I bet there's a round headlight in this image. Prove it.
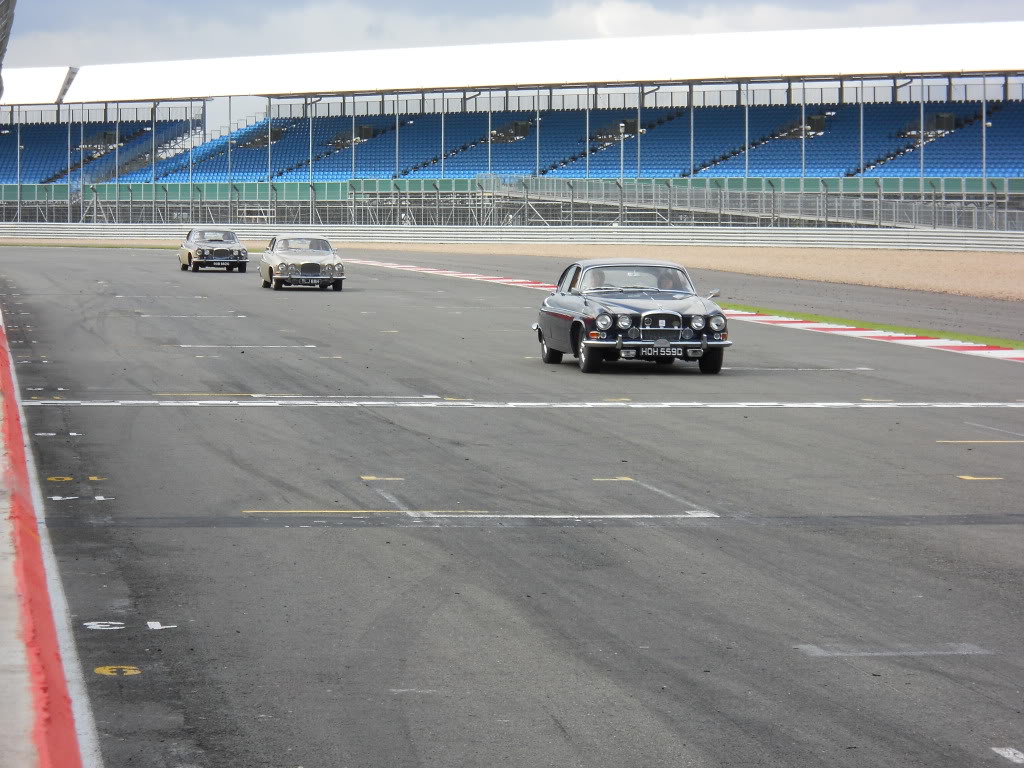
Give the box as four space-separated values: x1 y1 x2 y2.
709 315 726 332
324 264 335 275
690 316 706 330
616 315 632 330
595 314 613 331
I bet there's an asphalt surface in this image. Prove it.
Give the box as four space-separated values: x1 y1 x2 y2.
335 247 1024 341
1 245 1022 768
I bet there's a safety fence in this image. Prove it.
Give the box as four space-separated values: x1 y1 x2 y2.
0 223 1021 252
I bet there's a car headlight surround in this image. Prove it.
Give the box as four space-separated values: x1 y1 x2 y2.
709 315 727 332
690 315 706 330
288 264 300 275
616 315 632 330
595 314 613 331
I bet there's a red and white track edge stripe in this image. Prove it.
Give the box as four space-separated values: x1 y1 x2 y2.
345 258 1024 364
1 312 100 767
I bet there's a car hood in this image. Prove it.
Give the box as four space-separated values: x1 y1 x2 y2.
585 292 721 315
269 250 340 262
196 240 241 246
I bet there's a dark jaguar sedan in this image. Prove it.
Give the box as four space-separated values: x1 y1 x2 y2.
533 259 732 373
178 228 248 272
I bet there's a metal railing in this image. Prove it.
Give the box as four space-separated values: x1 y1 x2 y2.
0 223 1021 252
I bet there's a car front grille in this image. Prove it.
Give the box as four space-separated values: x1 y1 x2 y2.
640 313 682 342
300 263 321 276
212 248 232 258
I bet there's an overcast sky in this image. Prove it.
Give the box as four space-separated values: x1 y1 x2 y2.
6 0 1023 68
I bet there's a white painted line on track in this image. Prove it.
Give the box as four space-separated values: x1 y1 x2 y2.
421 513 719 519
993 748 1024 764
631 479 712 514
140 315 245 319
795 643 993 657
965 422 1024 438
23 400 1024 409
173 344 317 349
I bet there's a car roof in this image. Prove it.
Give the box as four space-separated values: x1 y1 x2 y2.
573 258 688 269
274 233 333 242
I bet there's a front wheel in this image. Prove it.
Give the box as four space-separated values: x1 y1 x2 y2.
578 342 602 373
699 348 724 374
179 261 188 271
540 333 562 364
239 263 247 273
332 280 344 292
191 259 200 272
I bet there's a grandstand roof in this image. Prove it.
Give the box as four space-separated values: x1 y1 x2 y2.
3 21 1023 106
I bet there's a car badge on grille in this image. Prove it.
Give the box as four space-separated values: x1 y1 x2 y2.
659 319 666 328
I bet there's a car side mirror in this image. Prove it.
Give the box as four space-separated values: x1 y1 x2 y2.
706 289 721 299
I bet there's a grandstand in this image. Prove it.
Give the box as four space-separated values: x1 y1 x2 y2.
0 21 1020 226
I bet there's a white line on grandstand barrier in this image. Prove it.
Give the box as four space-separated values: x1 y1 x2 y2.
20 400 1024 409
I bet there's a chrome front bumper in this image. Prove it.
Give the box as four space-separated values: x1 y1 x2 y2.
582 338 732 350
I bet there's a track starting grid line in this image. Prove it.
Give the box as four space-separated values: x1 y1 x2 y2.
344 258 1024 364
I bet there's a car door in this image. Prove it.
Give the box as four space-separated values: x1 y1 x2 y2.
261 238 277 279
540 264 581 352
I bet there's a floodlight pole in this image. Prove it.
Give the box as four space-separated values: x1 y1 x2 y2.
689 85 695 176
918 78 924 184
744 83 749 178
65 111 71 222
308 97 314 225
151 101 157 224
800 85 806 179
981 77 988 214
636 86 641 180
535 105 540 176
585 88 590 180
15 114 21 222
267 96 273 219
487 99 492 175
394 100 400 178
114 103 119 223
619 122 625 186
79 113 84 222
351 98 356 180
440 101 446 179
859 89 864 175
189 100 194 223
227 96 233 223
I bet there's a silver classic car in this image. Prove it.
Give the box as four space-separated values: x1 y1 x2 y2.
258 235 346 291
179 229 248 272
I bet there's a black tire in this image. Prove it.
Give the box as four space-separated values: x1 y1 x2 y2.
540 333 562 364
655 357 675 366
578 341 602 373
191 259 200 272
318 283 329 290
332 280 344 292
226 265 234 272
273 279 284 291
180 261 188 271
239 264 247 274
699 348 724 374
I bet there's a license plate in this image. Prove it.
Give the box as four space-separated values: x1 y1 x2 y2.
641 347 685 357
213 262 228 266
301 278 321 284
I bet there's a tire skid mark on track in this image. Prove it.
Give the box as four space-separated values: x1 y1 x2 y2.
343 258 1024 364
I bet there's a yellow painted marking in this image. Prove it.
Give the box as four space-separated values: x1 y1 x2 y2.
604 398 632 402
360 476 404 481
938 440 1024 444
443 397 470 401
243 510 487 515
88 476 106 481
593 476 635 482
862 398 894 402
47 476 73 482
957 475 1003 480
95 665 142 676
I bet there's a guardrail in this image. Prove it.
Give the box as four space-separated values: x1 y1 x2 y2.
0 224 1021 252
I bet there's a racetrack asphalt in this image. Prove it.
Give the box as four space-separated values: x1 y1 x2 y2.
1 245 1022 768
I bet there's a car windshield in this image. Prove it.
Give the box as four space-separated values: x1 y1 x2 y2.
197 231 237 243
279 238 331 252
581 266 694 293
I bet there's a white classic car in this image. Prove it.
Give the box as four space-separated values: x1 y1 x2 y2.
258 235 346 291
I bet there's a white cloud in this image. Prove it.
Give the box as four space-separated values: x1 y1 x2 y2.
5 0 1015 68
